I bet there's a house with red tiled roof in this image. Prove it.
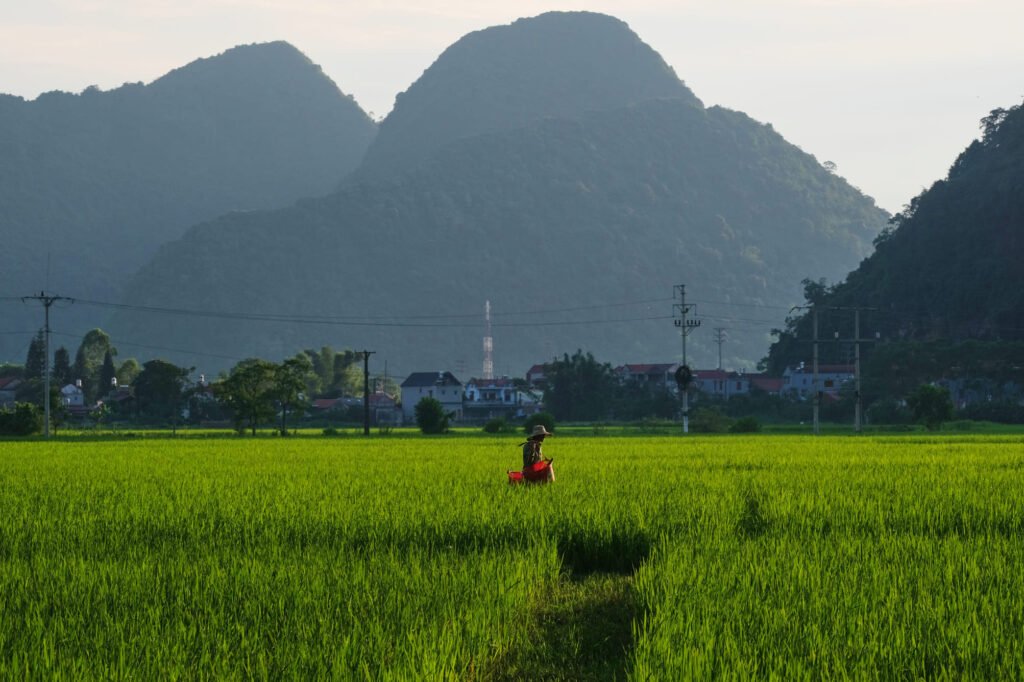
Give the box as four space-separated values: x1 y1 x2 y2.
615 363 679 390
525 364 547 388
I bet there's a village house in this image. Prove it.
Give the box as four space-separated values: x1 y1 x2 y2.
781 364 854 399
615 363 679 391
693 370 784 398
0 376 21 408
400 372 463 422
525 364 547 389
463 376 541 422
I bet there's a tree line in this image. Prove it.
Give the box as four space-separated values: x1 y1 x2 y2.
2 328 391 435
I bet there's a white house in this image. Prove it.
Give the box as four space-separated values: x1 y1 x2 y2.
781 364 854 398
60 383 86 408
400 372 463 422
464 376 542 420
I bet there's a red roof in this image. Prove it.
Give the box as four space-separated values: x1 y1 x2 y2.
694 369 731 380
619 363 676 374
312 398 342 410
0 376 21 390
749 376 784 393
367 392 396 407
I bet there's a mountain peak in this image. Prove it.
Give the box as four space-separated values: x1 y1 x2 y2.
358 11 701 177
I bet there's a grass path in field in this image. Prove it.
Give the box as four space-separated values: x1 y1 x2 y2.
485 571 637 681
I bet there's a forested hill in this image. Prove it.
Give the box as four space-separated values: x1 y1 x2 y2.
765 100 1024 373
109 93 886 374
357 11 701 178
0 41 376 362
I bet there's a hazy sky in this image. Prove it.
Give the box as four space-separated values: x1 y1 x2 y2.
2 0 1022 213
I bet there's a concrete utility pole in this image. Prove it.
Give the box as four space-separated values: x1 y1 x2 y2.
713 327 727 370
673 284 701 434
21 291 73 439
812 305 820 435
361 350 376 436
793 304 878 434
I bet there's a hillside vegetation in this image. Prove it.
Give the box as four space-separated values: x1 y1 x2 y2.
767 100 1024 373
0 41 376 362
108 12 886 374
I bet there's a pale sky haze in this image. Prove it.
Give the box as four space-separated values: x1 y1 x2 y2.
2 0 1022 213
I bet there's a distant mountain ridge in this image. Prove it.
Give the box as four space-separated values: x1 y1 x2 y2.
357 11 701 178
0 41 376 362
107 13 887 374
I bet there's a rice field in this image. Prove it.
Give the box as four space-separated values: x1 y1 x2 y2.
2 432 1023 679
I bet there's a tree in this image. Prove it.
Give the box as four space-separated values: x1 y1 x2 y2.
218 359 277 435
906 384 954 431
24 331 46 382
116 358 142 387
543 350 619 422
98 349 117 398
274 356 313 435
133 359 192 432
415 396 453 434
72 329 115 404
52 347 72 387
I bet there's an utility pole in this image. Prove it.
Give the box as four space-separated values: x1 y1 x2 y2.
793 304 878 435
673 284 701 434
361 350 376 436
21 291 73 439
854 309 862 433
713 328 727 370
812 305 820 435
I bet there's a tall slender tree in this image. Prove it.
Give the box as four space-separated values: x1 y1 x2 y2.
24 331 46 382
51 347 72 387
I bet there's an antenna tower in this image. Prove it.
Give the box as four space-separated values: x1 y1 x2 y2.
482 300 494 380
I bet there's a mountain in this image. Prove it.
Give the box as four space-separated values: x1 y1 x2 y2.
106 12 887 376
358 11 701 178
0 41 376 362
765 100 1024 374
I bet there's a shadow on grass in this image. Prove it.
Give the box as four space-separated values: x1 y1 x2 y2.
482 537 649 681
486 573 637 681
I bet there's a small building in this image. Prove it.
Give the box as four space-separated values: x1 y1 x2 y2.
615 363 679 391
60 383 86 408
463 376 541 422
400 372 463 422
0 376 22 408
694 369 749 398
525 364 547 389
368 391 401 426
782 364 854 398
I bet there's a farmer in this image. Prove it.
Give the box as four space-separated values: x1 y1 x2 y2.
522 424 555 482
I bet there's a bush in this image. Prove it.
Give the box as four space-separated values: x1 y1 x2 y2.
866 397 912 425
322 427 342 437
415 397 453 434
483 417 514 434
523 412 555 435
0 402 43 436
690 407 732 433
729 416 762 433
